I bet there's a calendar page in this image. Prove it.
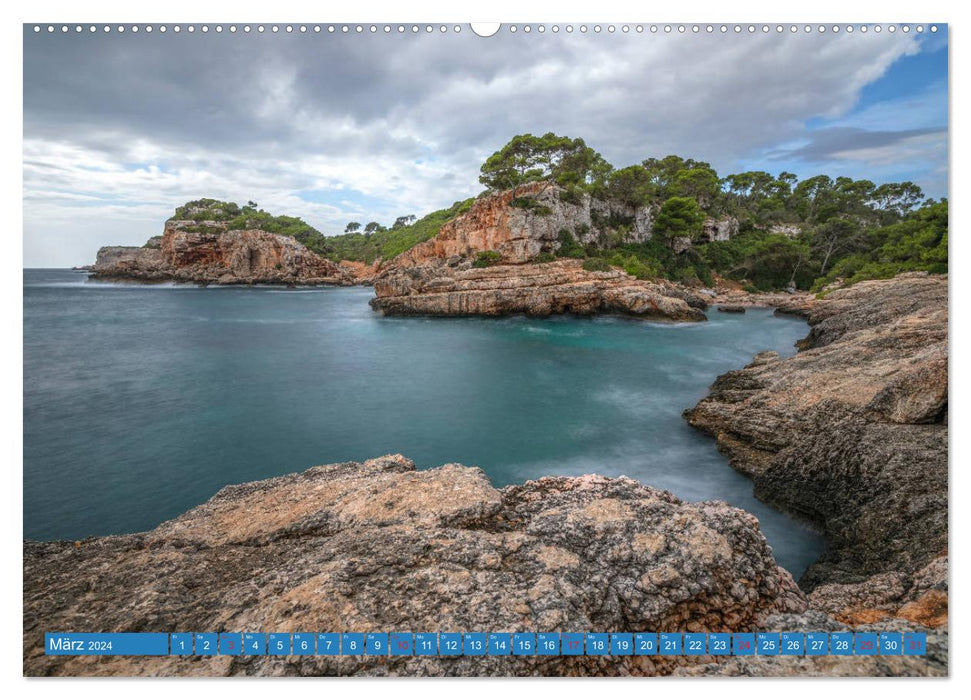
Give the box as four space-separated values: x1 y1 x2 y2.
21 17 948 680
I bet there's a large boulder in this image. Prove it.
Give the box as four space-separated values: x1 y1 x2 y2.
24 455 805 677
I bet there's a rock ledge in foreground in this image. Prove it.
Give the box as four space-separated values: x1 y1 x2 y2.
25 455 803 676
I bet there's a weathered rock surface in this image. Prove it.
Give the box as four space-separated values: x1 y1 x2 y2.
701 217 739 243
394 181 654 267
684 273 947 626
765 223 805 238
92 222 353 286
24 455 808 677
338 259 381 285
704 283 817 314
370 259 708 321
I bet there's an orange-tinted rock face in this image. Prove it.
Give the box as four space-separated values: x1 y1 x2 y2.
338 259 382 285
93 224 353 285
160 226 348 283
371 184 713 321
393 181 654 268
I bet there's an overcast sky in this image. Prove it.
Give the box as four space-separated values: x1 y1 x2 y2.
23 25 948 267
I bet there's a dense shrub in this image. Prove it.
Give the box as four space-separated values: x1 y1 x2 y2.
555 230 586 258
510 197 552 216
582 258 612 272
473 250 503 268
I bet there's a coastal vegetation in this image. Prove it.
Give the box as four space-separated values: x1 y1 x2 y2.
322 200 474 263
170 197 475 265
171 132 947 291
472 250 503 268
468 133 947 291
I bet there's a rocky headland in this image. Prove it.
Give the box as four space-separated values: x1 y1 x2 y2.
92 221 354 286
685 273 948 630
370 259 707 322
368 182 729 321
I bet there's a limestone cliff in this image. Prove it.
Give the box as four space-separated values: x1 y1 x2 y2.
370 259 708 321
393 181 653 267
685 273 947 628
92 221 353 286
367 182 746 321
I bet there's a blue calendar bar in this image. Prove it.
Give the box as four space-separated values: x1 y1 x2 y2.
45 633 169 656
44 631 928 657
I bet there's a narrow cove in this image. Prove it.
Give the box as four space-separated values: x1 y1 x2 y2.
23 270 825 576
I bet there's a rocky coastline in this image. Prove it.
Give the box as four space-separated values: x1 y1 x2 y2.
685 273 947 630
370 259 708 322
22 272 947 677
25 455 810 676
60 188 948 677
365 182 735 322
91 221 354 286
85 188 782 324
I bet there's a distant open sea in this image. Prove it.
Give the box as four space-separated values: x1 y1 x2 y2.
23 268 825 576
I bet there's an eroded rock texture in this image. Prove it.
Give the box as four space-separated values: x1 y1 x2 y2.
371 259 708 321
685 273 947 627
92 223 352 285
394 182 653 267
24 455 807 677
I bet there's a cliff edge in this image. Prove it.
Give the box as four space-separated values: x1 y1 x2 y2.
92 221 353 286
370 183 711 321
685 273 947 628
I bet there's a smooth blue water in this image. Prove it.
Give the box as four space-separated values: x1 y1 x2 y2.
23 269 825 576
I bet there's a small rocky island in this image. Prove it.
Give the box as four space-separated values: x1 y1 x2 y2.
92 231 353 287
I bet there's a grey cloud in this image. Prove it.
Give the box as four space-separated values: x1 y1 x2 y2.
23 26 942 266
24 28 922 168
768 126 947 162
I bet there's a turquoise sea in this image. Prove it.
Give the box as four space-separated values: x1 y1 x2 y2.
23 269 825 576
